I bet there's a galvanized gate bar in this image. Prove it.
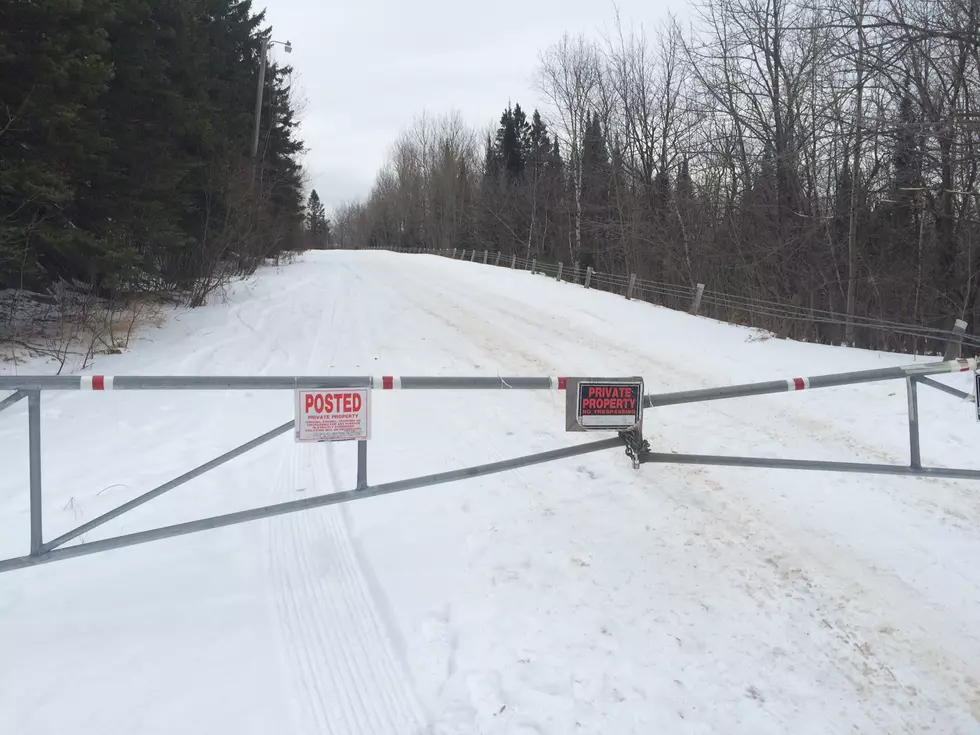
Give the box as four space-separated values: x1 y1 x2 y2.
0 375 568 391
0 390 26 415
917 376 974 401
397 377 558 390
907 377 921 469
28 391 42 555
42 419 296 553
0 436 625 573
0 376 374 391
644 358 977 408
641 452 980 479
356 441 368 490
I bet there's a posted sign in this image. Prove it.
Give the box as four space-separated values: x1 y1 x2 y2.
566 378 644 431
296 389 370 442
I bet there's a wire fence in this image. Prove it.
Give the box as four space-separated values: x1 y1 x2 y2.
373 246 980 357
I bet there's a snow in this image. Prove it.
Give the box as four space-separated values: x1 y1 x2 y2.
2 250 980 734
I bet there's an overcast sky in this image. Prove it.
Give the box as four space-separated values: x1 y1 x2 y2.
263 0 683 214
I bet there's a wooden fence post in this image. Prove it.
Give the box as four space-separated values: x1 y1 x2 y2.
511 254 517 269
690 283 705 315
626 273 637 300
585 266 593 289
495 252 502 266
944 319 969 360
483 250 489 264
557 262 563 281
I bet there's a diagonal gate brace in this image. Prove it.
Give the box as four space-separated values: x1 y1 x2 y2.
42 419 296 553
0 390 27 416
0 435 625 573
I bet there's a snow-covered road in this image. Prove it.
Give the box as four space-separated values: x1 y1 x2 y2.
2 251 979 734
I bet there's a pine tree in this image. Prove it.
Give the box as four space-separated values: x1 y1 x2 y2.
306 190 328 245
0 0 306 299
580 112 612 259
528 110 552 170
0 0 115 289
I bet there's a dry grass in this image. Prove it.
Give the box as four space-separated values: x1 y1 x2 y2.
0 289 166 373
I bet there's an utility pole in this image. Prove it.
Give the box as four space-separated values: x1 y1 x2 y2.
251 34 291 173
251 36 270 162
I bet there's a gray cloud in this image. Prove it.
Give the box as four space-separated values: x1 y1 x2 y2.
263 0 681 213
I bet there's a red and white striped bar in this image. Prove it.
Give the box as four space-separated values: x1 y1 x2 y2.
80 376 114 391
0 375 570 392
1 358 973 395
645 357 978 408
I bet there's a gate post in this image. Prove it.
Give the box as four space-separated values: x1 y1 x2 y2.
907 377 921 469
585 266 593 289
944 319 968 360
28 390 42 555
357 440 368 490
626 273 637 300
557 262 563 281
691 283 705 315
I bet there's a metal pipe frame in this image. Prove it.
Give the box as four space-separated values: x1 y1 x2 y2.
640 359 979 483
907 377 921 469
917 375 974 401
28 391 42 555
2 359 977 574
0 375 565 391
0 436 625 574
41 420 296 553
0 390 26 415
643 358 977 408
640 452 980 481
356 440 368 490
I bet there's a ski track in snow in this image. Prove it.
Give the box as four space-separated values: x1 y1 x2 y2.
263 266 425 734
2 251 980 734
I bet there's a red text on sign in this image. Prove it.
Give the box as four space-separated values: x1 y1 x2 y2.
305 392 363 414
581 385 637 413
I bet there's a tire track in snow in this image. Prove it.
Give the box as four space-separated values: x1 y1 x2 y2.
263 265 425 734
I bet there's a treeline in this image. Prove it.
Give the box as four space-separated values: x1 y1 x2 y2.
335 0 980 352
0 0 305 308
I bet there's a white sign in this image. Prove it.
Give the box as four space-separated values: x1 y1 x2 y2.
296 389 370 442
572 379 644 431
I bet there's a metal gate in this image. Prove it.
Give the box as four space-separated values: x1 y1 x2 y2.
0 356 977 574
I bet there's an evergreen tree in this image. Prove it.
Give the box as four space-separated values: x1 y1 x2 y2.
580 112 612 258
0 0 306 298
307 190 327 241
528 110 552 170
0 0 115 289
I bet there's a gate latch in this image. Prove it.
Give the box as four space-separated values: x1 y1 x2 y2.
619 426 649 470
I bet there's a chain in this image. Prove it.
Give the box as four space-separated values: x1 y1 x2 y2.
618 426 650 470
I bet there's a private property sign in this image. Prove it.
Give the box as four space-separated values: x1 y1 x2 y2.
296 389 371 442
565 377 644 432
